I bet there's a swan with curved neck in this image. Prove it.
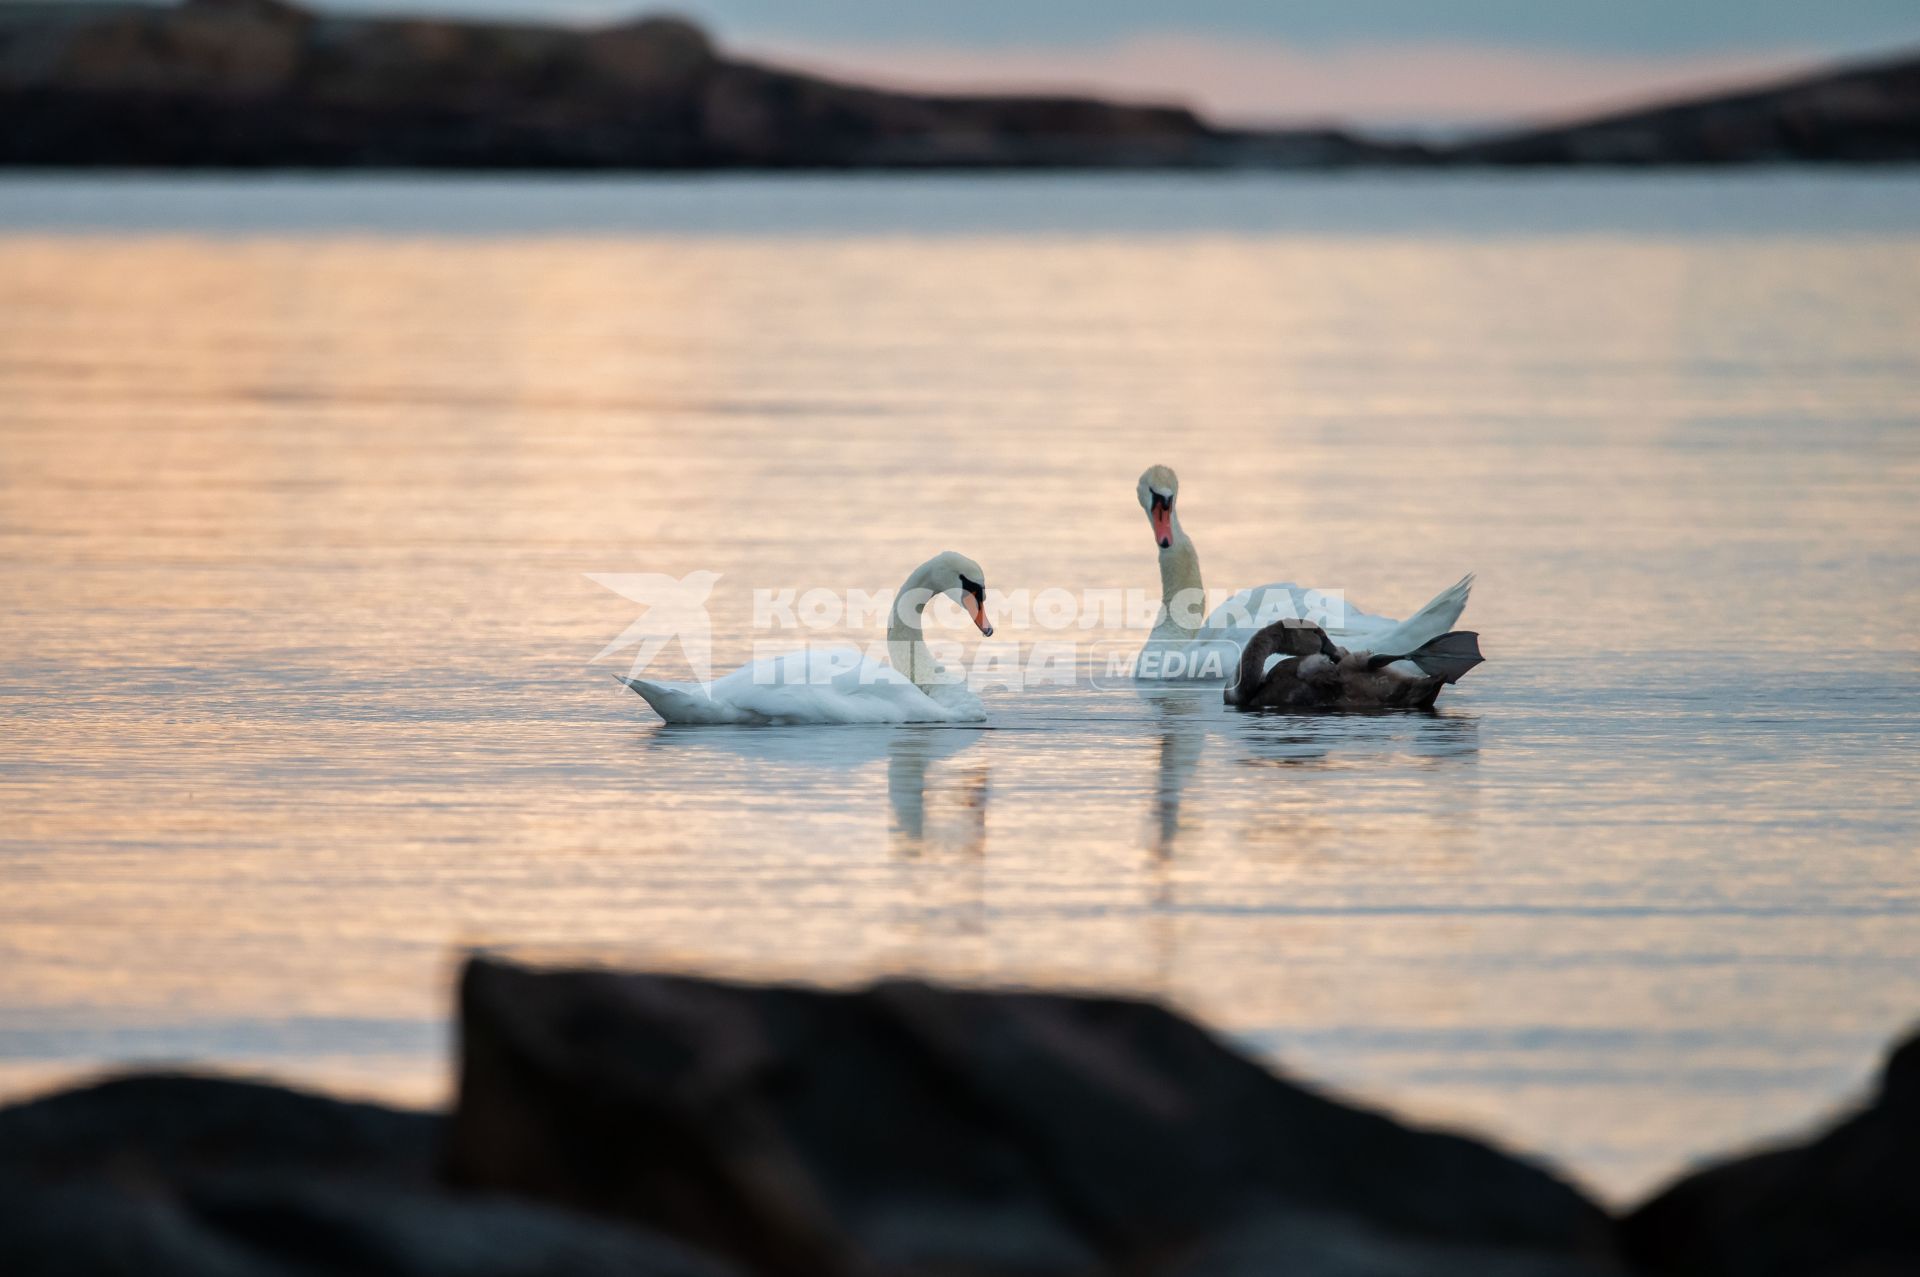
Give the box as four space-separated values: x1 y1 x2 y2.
1133 465 1476 680
887 551 992 693
620 551 994 724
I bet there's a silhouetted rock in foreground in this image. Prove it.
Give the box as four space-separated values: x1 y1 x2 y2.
1621 1032 1920 1276
446 958 1619 1275
0 1073 733 1275
6 958 1919 1274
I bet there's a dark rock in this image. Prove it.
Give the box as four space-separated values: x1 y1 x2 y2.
0 1175 746 1277
1620 1026 1920 1277
447 957 1620 1276
0 1072 441 1185
1170 1207 1627 1276
0 1072 739 1276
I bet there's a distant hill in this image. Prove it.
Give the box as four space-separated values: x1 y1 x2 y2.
0 0 1915 169
1451 49 1920 165
0 0 1410 168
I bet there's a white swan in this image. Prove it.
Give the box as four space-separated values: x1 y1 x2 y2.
618 551 994 724
1134 465 1473 680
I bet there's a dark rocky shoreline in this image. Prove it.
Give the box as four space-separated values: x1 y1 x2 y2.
2 955 1915 1275
1 0 1915 170
0 0 1404 170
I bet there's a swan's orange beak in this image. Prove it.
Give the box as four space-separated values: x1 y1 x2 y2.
1149 495 1173 549
966 594 994 637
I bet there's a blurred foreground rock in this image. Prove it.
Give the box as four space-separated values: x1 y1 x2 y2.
1621 1032 1920 1276
0 1072 734 1275
1 956 1916 1274
445 958 1619 1275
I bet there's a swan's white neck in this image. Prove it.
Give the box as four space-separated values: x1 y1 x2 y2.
1155 521 1206 638
887 564 950 692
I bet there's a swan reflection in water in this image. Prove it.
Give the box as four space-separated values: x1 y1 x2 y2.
886 727 989 855
1235 709 1481 769
883 728 991 975
635 723 990 969
1134 684 1484 984
635 725 986 856
1141 687 1213 860
1134 684 1484 859
1137 686 1213 988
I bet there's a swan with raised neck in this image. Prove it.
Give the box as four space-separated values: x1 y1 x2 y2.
1138 465 1206 640
1132 463 1478 684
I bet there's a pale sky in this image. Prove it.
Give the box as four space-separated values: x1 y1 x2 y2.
122 0 1920 125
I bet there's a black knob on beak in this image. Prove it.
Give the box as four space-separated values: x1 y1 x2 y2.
1150 493 1173 548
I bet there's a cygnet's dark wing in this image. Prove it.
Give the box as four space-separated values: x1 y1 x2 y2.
1364 631 1484 684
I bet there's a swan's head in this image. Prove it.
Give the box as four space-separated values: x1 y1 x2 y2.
1137 465 1179 549
918 550 993 637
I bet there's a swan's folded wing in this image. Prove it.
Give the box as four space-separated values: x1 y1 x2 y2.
1351 574 1474 656
618 647 980 725
822 652 983 722
1204 582 1398 643
918 677 987 721
730 647 971 724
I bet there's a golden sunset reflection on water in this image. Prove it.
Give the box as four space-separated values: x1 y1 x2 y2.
2 177 1918 1201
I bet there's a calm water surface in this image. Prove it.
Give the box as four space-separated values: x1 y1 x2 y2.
1 173 1917 1202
